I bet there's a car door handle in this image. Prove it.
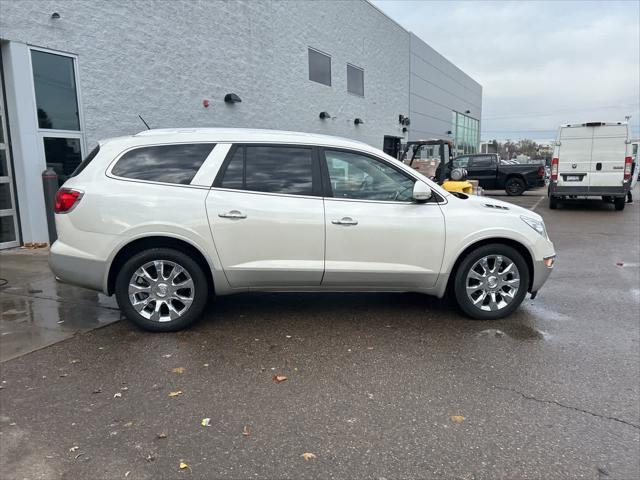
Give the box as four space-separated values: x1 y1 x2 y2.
218 210 247 219
332 217 358 226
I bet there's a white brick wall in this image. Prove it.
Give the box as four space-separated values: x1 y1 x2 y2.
0 0 413 149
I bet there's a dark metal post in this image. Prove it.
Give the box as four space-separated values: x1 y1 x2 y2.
42 168 58 244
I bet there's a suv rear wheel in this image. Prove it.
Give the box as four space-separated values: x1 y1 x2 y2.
115 248 209 331
453 244 530 320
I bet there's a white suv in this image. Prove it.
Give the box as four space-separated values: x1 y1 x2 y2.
49 129 555 331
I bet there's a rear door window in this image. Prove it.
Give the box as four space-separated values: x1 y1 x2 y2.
215 145 315 196
470 155 494 167
112 143 215 184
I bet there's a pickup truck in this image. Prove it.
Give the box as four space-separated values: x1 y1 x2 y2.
448 154 546 195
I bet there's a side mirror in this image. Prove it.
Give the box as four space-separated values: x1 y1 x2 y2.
412 181 432 203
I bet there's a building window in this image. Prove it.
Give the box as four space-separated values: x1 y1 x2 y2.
452 111 479 156
112 143 215 185
308 48 331 86
347 64 364 96
31 50 81 131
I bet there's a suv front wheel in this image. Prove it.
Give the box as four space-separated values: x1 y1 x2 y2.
453 244 530 320
115 248 209 331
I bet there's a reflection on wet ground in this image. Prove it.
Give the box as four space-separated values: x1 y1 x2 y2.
0 249 120 362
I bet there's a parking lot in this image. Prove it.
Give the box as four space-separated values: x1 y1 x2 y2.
1 186 638 480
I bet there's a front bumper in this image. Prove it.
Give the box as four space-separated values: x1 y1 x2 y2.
49 241 108 293
530 254 555 293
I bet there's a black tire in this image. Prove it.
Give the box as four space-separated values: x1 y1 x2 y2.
453 243 530 320
505 177 526 196
614 197 626 211
115 248 209 332
549 195 559 209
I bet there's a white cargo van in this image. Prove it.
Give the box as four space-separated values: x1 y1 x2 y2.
548 122 633 210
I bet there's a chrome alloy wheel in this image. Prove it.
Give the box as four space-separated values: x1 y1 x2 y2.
128 260 194 322
465 255 520 312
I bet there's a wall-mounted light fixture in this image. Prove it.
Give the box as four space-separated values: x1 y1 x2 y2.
224 93 242 104
398 114 405 124
465 110 471 114
354 118 364 125
447 130 453 135
402 117 410 126
51 12 61 19
319 111 331 119
402 127 408 133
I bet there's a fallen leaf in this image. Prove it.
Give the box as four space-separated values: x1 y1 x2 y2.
69 446 79 452
179 461 191 471
272 375 288 383
201 418 211 427
242 425 251 436
59 373 68 378
285 335 292 339
70 359 80 364
156 432 168 439
162 354 172 358
113 392 122 398
203 363 209 367
121 386 129 391
451 415 466 424
172 367 186 374
168 390 183 397
301 452 316 461
125 472 130 478
146 453 155 462
92 388 102 394
124 421 133 427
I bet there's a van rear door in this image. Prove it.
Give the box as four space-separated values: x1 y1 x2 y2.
589 124 627 190
557 126 591 190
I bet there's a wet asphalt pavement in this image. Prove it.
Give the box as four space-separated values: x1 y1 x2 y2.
1 187 639 480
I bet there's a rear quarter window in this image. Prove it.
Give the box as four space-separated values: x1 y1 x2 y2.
112 143 215 185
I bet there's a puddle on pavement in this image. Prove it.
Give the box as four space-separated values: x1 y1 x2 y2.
1 277 121 362
477 324 550 341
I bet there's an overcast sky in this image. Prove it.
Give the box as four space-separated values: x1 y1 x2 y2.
372 0 640 141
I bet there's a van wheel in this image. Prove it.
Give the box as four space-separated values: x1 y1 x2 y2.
115 248 209 332
453 244 529 320
614 197 626 211
505 178 526 196
549 195 559 209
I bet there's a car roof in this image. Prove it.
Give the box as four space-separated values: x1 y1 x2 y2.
131 128 375 150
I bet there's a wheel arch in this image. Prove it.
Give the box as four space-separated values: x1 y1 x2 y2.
107 236 215 295
446 237 534 294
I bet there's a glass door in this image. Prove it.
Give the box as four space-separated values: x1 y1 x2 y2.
0 67 20 249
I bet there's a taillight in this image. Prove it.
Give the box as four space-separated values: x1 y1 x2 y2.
54 188 83 213
537 166 545 177
550 158 559 182
624 156 632 180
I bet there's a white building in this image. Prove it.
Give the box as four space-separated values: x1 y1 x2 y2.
0 0 481 248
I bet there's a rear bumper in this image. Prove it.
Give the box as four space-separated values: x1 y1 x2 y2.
549 184 629 196
49 241 108 293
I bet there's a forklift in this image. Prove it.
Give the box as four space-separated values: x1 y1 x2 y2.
399 139 474 194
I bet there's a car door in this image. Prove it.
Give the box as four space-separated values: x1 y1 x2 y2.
467 155 497 189
206 144 324 288
321 148 446 289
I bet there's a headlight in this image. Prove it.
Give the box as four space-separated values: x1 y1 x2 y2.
521 215 547 238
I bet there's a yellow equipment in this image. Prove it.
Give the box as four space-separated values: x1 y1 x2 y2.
442 180 474 194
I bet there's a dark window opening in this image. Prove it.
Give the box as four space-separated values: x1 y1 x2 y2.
347 64 364 96
308 48 331 86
